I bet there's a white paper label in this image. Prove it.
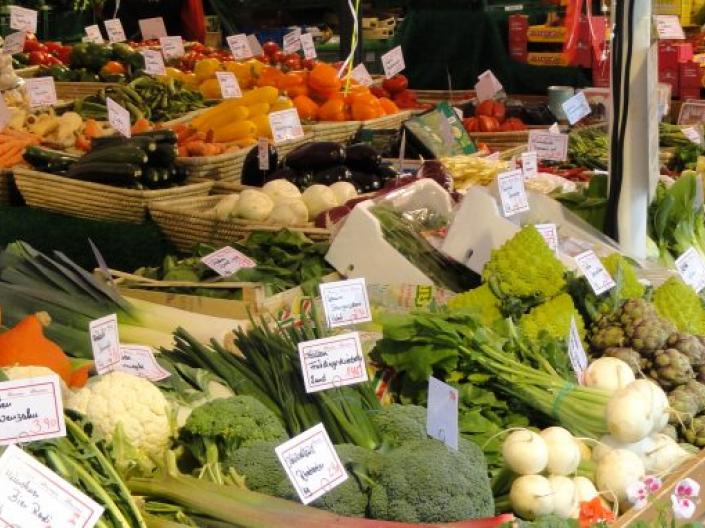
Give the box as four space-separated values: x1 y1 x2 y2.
283 29 302 53
258 137 269 170
654 14 685 40
319 278 373 328
567 317 588 383
0 97 10 130
298 333 367 393
549 122 560 134
227 34 253 59
139 17 167 40
0 445 104 527
350 63 373 86
675 247 705 293
107 97 132 138
104 18 126 43
26 77 57 108
683 126 702 144
247 34 264 55
562 91 591 125
215 71 242 99
84 24 104 44
426 376 459 450
0 375 65 445
497 169 530 217
2 31 25 55
201 246 256 277
118 345 171 381
160 36 185 59
535 223 559 255
521 151 538 179
475 70 503 102
268 108 305 144
9 6 37 33
275 423 348 504
528 131 568 161
574 250 616 295
300 33 317 60
89 313 121 374
141 49 166 76
381 45 405 79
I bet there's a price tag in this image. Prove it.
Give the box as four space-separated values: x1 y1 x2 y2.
654 15 685 40
2 31 25 56
139 17 167 40
675 247 705 292
160 36 185 59
141 49 166 76
0 375 65 445
283 29 302 53
535 223 559 255
350 62 373 86
0 97 10 130
118 345 171 382
9 6 37 33
247 34 264 55
521 151 538 179
89 313 121 374
201 246 256 277
25 77 57 108
298 332 367 393
275 423 348 504
107 97 131 138
567 317 588 383
426 376 459 450
562 91 591 125
104 18 126 43
319 278 373 328
497 169 530 217
258 137 270 170
683 126 702 144
215 71 242 99
300 32 317 60
84 24 104 44
548 122 561 134
227 33 253 59
268 108 304 144
0 445 104 527
381 45 405 79
528 131 568 161
574 250 616 295
475 70 503 102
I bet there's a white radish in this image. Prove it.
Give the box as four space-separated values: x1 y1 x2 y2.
626 379 669 433
592 434 655 464
605 385 654 443
510 474 555 520
584 357 635 393
541 427 581 475
548 475 577 518
570 477 600 518
643 433 692 474
330 181 358 205
502 430 549 475
262 179 302 204
596 449 646 503
213 194 239 221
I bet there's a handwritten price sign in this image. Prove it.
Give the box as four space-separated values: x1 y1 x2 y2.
0 375 65 445
319 278 372 328
298 332 367 393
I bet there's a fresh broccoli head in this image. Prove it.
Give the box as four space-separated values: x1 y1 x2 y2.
179 396 288 465
370 404 427 447
447 283 503 327
227 441 285 496
519 293 586 345
367 437 494 523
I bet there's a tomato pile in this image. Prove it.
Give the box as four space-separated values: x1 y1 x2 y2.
19 34 71 66
370 75 431 111
462 100 527 133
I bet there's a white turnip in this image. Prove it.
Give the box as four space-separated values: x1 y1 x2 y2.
596 449 645 503
605 385 654 443
502 429 549 475
540 427 581 475
510 474 555 520
548 475 576 518
584 357 635 393
643 433 692 474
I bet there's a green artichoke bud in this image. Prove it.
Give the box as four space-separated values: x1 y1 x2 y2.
669 384 701 424
629 318 675 355
649 348 695 389
683 415 705 448
619 298 659 328
591 325 627 350
669 333 705 366
603 347 645 374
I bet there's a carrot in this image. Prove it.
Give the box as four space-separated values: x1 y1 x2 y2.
0 140 23 157
177 145 189 157
131 118 152 134
83 119 101 139
75 134 91 151
0 144 25 167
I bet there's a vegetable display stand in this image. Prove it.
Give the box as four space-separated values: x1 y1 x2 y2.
304 121 362 144
54 82 119 101
361 110 413 131
149 195 331 252
12 168 212 224
468 125 559 151
103 268 340 320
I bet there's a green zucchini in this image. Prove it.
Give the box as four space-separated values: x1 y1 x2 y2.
133 129 178 145
91 135 157 152
23 146 79 171
78 145 148 166
148 143 177 166
66 162 142 186
141 166 170 188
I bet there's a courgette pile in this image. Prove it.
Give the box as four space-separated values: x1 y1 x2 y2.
24 130 188 189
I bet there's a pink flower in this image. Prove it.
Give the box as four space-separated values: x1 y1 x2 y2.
643 475 663 493
675 478 701 499
626 480 649 509
671 495 696 519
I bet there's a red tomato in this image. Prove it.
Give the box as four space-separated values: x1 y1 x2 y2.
28 51 48 65
302 58 317 70
263 41 280 56
392 89 417 109
370 85 390 99
56 45 71 64
478 115 499 132
24 32 37 42
190 43 207 53
23 40 46 53
45 55 62 65
382 74 408 95
44 41 62 54
283 57 301 72
271 50 286 64
463 117 480 132
475 100 495 117
254 54 270 64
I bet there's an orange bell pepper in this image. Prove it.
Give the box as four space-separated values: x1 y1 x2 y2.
293 95 320 121
318 98 349 121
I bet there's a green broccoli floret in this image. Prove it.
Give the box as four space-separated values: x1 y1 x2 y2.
601 253 645 301
367 437 494 523
448 284 503 326
654 276 705 335
370 404 427 447
227 441 285 496
519 293 586 344
179 396 288 466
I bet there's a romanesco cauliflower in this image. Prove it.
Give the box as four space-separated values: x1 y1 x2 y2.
483 226 566 303
601 253 645 300
654 276 705 335
519 293 586 344
447 284 502 326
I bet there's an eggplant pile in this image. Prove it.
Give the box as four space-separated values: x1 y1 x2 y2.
241 141 397 193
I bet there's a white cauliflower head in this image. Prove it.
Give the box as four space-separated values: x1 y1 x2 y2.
67 371 172 459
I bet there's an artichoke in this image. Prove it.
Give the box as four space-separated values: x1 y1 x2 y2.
669 333 705 366
591 325 627 350
649 348 695 389
682 380 705 410
604 347 645 374
697 364 705 384
669 384 701 424
683 415 705 448
619 298 659 329
628 318 675 356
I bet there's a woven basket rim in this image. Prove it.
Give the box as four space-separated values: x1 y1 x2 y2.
176 147 248 166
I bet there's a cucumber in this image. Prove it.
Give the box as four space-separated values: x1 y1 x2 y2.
23 146 79 171
148 143 177 166
91 135 157 152
133 129 178 145
66 162 142 186
78 145 148 166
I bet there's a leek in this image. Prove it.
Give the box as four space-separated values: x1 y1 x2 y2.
0 242 242 358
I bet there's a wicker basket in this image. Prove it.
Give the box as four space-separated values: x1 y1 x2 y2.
54 82 119 100
304 121 361 144
150 194 330 251
13 168 213 223
361 110 412 131
412 89 475 105
15 66 39 79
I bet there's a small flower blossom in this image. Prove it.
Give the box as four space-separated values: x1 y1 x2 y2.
671 494 696 520
643 475 663 493
626 480 649 509
675 478 700 499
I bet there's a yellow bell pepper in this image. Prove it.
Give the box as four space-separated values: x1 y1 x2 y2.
246 102 270 117
181 73 198 88
271 97 295 111
199 78 222 100
194 58 221 82
213 120 258 142
250 114 272 138
224 61 254 89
